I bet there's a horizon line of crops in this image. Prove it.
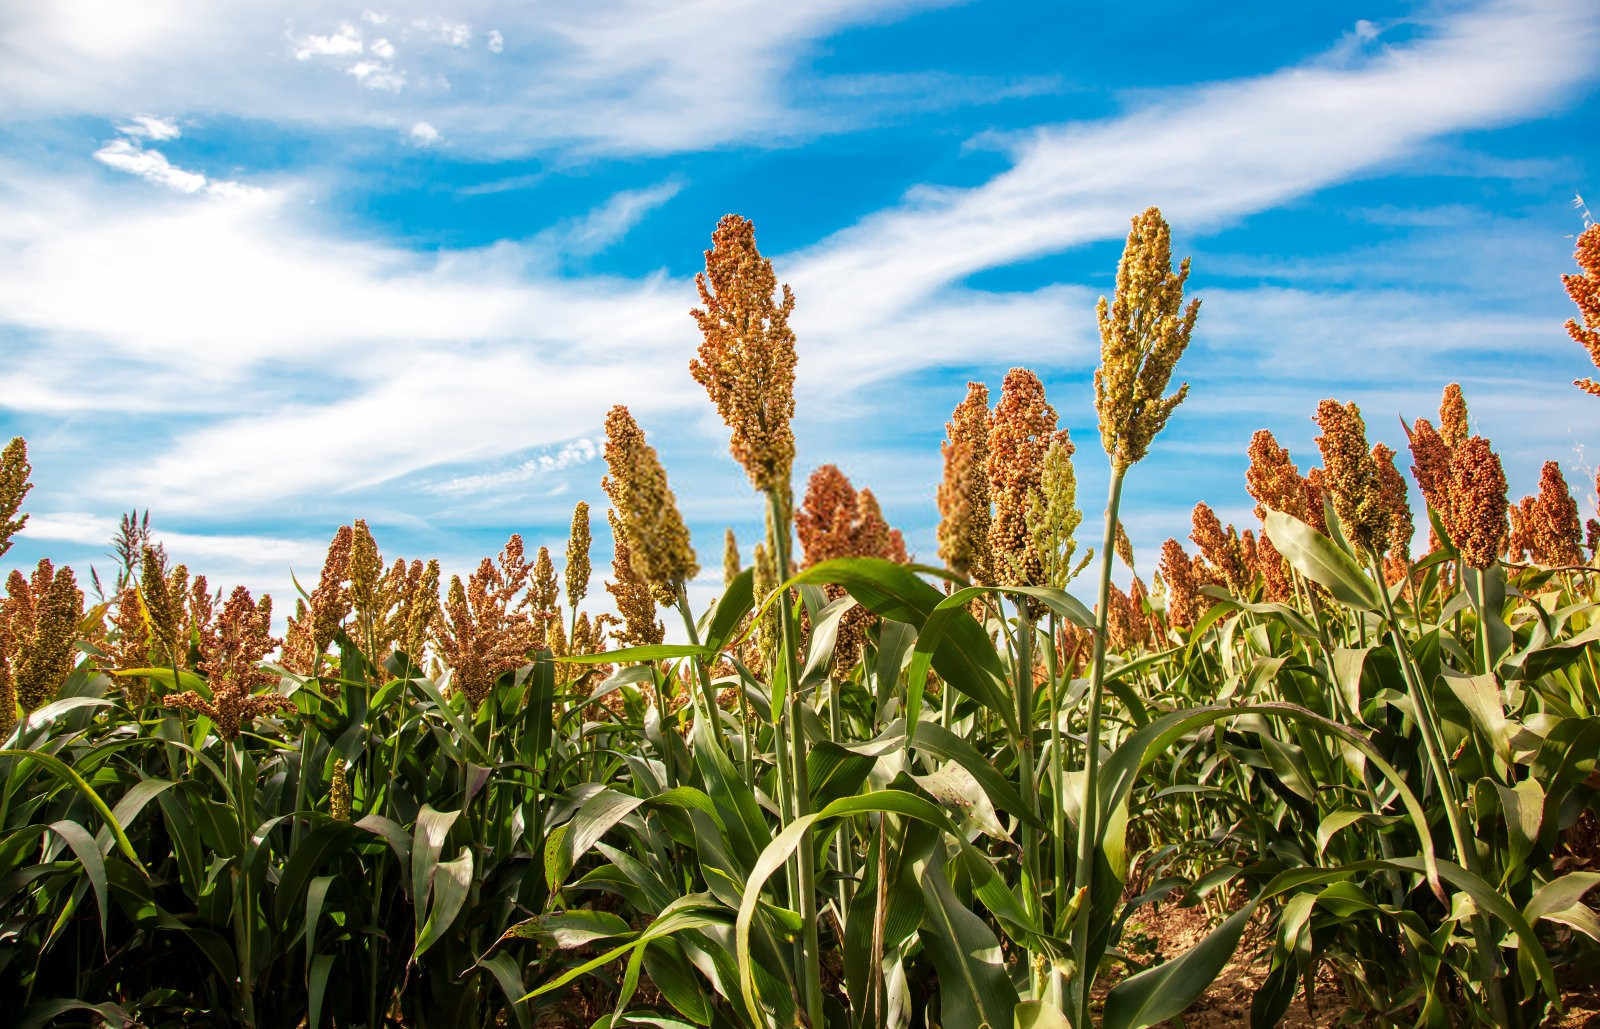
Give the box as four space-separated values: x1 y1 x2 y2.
0 207 1594 1027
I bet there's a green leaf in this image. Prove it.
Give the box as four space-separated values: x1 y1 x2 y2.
1262 510 1380 612
46 820 108 942
414 848 473 961
1015 1000 1072 1029
705 567 754 651
1526 871 1600 943
1103 905 1252 1029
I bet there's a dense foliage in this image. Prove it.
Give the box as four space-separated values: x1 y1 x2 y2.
0 212 1596 1028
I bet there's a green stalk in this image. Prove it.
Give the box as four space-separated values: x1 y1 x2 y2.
1070 464 1126 1026
1013 597 1042 982
675 583 722 741
1370 551 1512 1027
766 487 824 1028
1044 611 1067 1005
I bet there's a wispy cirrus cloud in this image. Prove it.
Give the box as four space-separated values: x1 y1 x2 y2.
0 0 1592 528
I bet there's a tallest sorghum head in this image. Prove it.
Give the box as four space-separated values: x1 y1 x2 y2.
0 438 32 561
690 214 797 493
1094 207 1200 473
602 406 698 602
936 383 993 584
1564 222 1600 396
987 369 1060 586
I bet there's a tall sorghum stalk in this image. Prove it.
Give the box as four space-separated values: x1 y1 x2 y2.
690 214 820 1024
1072 207 1197 1024
767 486 823 1026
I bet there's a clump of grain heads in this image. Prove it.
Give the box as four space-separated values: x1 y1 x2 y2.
797 464 908 670
1565 222 1600 396
936 382 993 584
434 536 539 709
1026 431 1087 588
1512 461 1584 567
0 438 32 560
0 560 85 730
565 502 592 613
987 369 1061 587
690 214 797 493
606 509 664 648
602 406 698 604
166 587 290 741
1447 436 1510 569
1094 207 1199 473
1312 400 1394 555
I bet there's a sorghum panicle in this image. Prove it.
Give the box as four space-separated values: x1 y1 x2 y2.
1026 431 1084 588
1158 538 1202 631
602 405 698 603
606 509 664 648
1529 461 1584 567
1312 400 1392 554
1245 429 1307 523
1447 436 1509 569
1190 502 1249 594
0 437 31 561
987 369 1059 587
1439 384 1470 451
936 383 993 584
723 528 740 589
166 586 290 741
1094 207 1199 472
1564 222 1600 396
690 214 798 492
565 502 592 612
2 560 84 714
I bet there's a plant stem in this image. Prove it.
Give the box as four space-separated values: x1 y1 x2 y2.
1070 464 1126 1026
1045 611 1067 1005
767 487 824 1027
1371 552 1512 1027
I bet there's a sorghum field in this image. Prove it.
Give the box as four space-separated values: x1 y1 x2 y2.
1 208 1598 1028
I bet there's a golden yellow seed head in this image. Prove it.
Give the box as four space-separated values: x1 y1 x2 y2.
1311 400 1392 554
605 509 664 648
1094 207 1199 472
565 501 592 611
723 528 740 589
330 759 351 821
0 437 32 561
1026 432 1084 588
602 405 698 601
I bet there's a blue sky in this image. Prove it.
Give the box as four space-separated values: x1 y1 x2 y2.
1 0 1597 621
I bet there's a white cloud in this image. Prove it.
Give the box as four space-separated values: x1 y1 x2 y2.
293 22 363 60
412 17 470 47
116 114 179 140
348 60 405 91
0 0 958 156
369 37 395 59
408 120 439 144
550 180 684 256
92 138 205 192
91 133 268 199
425 438 599 496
